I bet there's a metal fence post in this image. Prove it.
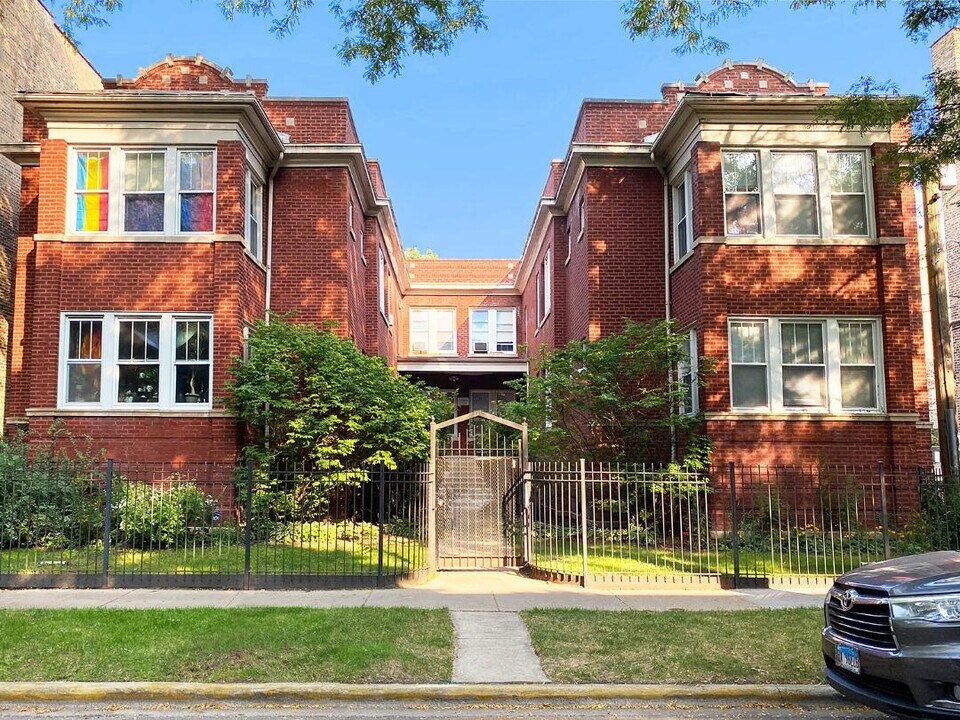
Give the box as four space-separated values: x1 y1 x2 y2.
101 459 114 586
879 461 891 560
728 461 739 589
377 464 386 585
579 458 589 588
244 459 253 586
428 420 438 573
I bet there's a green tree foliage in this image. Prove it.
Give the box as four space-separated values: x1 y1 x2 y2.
227 319 451 468
403 246 440 259
53 0 486 82
501 320 709 464
623 0 960 184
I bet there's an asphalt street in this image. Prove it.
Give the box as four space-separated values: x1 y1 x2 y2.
0 699 885 719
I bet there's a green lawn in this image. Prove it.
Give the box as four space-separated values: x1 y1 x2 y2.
522 608 824 684
0 608 453 682
0 533 425 576
531 541 884 578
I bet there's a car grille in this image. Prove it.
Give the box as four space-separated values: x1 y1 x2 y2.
830 664 915 703
827 584 897 651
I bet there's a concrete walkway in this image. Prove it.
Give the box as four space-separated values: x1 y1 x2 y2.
451 611 549 683
0 570 829 611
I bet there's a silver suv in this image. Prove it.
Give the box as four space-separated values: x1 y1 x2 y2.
823 551 960 718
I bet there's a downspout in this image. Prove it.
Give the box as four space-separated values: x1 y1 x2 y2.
263 151 283 453
654 157 675 461
264 151 283 324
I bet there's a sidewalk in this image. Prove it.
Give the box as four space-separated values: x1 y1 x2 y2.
0 570 828 611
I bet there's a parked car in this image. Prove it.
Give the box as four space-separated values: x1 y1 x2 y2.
823 551 960 718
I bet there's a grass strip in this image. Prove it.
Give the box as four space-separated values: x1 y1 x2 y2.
0 607 452 683
522 608 824 684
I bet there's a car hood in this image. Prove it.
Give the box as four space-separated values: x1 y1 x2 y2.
838 552 960 596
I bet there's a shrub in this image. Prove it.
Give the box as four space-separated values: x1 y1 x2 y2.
0 429 104 549
113 477 216 549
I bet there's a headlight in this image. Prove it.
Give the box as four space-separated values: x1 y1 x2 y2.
891 594 960 623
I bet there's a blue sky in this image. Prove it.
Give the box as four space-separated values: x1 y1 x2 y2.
60 0 935 259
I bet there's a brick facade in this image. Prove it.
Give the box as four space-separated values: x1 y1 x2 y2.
0 41 932 468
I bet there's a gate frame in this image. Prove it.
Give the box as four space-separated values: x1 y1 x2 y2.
428 410 529 571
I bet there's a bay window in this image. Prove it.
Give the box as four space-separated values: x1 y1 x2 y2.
470 308 516 355
728 317 883 413
410 308 456 355
721 148 872 238
59 313 213 410
69 147 218 236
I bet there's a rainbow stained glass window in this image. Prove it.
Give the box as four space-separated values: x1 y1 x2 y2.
123 151 165 232
178 150 214 233
75 151 109 232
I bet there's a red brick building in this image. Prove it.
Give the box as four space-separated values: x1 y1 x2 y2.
0 55 932 467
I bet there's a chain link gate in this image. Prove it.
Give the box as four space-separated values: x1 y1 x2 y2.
428 411 528 569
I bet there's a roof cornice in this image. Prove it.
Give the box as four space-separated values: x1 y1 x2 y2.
16 91 285 164
0 143 40 166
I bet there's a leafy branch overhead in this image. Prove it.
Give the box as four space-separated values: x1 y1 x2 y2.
55 0 485 82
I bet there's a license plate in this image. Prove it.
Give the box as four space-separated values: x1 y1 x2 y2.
836 644 861 675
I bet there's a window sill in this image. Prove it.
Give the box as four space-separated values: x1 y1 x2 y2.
41 233 241 244
670 248 695 272
697 235 907 247
30 407 234 418
468 353 518 358
703 411 914 423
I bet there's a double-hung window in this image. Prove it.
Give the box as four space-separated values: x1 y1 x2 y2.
673 171 692 260
123 151 165 233
178 150 215 233
728 317 883 413
246 171 264 261
721 149 871 238
410 308 456 355
678 327 698 415
74 150 110 233
722 151 762 236
378 248 389 319
470 308 516 354
60 313 213 410
538 249 552 325
828 152 869 236
772 152 819 236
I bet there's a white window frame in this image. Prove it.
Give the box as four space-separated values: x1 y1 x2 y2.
771 151 821 238
721 150 763 238
538 248 552 326
246 169 264 262
469 308 517 356
577 195 585 242
827 151 871 238
121 148 167 236
67 146 218 237
378 247 388 320
58 312 214 411
721 148 875 240
673 170 693 263
678 327 698 415
409 307 457 356
565 221 572 265
727 316 885 414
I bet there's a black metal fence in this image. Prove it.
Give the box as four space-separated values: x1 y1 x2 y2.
525 461 960 587
0 459 430 589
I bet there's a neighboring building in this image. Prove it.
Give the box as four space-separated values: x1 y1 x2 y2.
0 48 932 467
0 0 102 427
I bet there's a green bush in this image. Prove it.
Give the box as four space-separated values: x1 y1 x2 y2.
0 430 104 549
906 479 960 552
113 476 216 549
